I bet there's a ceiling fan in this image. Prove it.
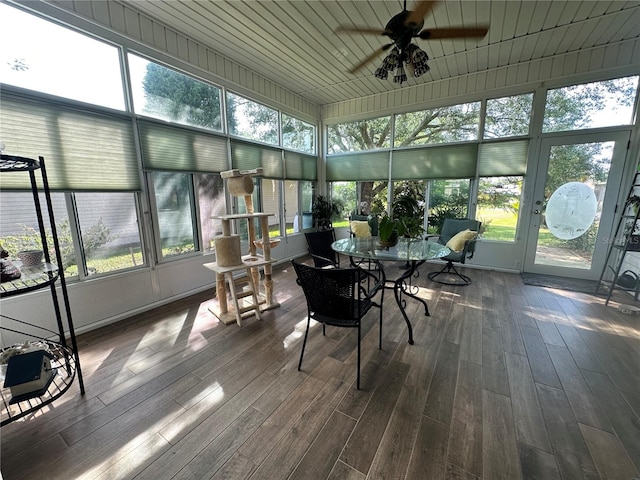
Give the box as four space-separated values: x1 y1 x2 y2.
336 0 489 84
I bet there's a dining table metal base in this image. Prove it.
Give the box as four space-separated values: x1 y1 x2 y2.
385 259 429 345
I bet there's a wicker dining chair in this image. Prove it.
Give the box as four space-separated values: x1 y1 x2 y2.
304 228 340 268
291 259 384 389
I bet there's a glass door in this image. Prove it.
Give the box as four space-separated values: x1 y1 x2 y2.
523 131 629 279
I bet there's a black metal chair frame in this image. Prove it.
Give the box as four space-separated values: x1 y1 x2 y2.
304 228 340 268
428 218 481 286
292 259 384 389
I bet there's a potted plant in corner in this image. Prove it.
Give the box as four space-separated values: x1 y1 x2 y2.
311 195 343 230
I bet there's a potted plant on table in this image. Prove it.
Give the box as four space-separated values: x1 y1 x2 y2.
378 214 400 247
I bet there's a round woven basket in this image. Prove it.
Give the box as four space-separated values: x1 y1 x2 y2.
17 249 44 267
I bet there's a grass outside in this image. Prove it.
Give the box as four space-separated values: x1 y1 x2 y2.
62 210 571 275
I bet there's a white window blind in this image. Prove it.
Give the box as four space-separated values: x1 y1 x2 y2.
326 151 390 181
284 151 317 180
138 119 229 173
477 140 529 176
230 140 283 178
1 91 140 191
391 144 478 179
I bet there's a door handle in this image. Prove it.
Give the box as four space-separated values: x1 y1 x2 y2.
533 209 541 214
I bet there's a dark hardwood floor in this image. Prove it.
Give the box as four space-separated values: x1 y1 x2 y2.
1 259 639 480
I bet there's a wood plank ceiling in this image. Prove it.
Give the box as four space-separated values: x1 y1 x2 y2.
122 0 640 106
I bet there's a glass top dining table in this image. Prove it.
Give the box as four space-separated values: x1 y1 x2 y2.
332 237 451 345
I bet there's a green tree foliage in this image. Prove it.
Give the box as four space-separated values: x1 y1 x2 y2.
142 63 224 131
484 94 533 138
327 116 391 153
477 177 522 214
395 102 480 146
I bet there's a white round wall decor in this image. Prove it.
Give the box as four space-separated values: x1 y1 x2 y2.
545 182 598 240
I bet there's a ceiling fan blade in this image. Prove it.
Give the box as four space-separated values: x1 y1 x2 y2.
405 1 438 28
349 44 394 74
335 25 390 36
419 26 489 40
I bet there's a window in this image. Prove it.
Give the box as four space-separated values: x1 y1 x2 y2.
260 179 282 238
196 173 225 252
282 114 315 153
484 93 533 138
75 193 144 275
0 192 75 276
395 103 480 146
427 179 470 234
128 54 222 131
226 93 278 144
284 180 299 234
293 181 314 233
0 3 124 110
543 76 639 132
152 172 198 258
330 182 356 227
327 116 391 153
476 177 523 241
359 181 389 217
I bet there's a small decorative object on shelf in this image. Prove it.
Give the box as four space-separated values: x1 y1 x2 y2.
17 249 44 267
0 246 21 282
3 349 57 404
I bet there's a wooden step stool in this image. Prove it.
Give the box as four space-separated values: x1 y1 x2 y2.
204 257 274 327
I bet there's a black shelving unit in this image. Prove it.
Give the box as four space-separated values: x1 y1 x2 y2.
596 171 640 305
0 154 84 426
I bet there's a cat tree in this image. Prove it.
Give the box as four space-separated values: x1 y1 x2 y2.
204 168 280 326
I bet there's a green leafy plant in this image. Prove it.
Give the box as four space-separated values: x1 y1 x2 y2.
392 194 424 238
378 214 400 245
311 195 344 230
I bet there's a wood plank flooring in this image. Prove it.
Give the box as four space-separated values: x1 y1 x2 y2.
1 259 639 480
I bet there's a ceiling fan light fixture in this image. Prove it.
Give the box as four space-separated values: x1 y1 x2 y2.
393 64 408 84
385 47 401 69
409 45 430 77
374 67 389 80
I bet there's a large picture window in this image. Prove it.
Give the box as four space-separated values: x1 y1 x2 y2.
129 54 222 131
0 3 124 110
327 116 391 153
196 173 225 252
75 193 145 275
476 177 523 241
0 192 75 276
152 172 198 258
395 102 480 146
226 93 278 144
484 94 533 139
282 114 315 154
427 179 470 234
543 77 639 132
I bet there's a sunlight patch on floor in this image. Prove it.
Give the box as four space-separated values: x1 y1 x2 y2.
283 316 318 349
